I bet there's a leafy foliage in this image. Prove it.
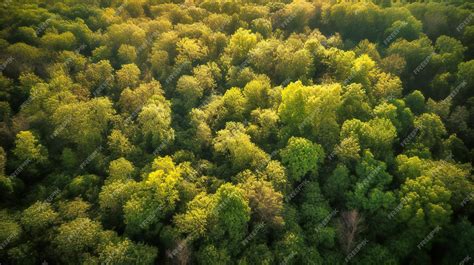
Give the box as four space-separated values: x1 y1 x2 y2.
0 0 472 264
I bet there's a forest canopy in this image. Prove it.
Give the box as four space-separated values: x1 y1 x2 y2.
0 0 473 264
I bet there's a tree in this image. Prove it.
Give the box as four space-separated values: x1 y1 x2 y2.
404 90 425 115
221 87 248 123
439 218 474 265
456 60 474 101
13 130 47 163
338 83 372 123
239 176 284 226
1 1 473 264
105 23 146 51
246 108 279 148
57 198 91 221
280 137 324 183
176 37 209 64
338 209 364 255
137 95 175 149
384 18 422 43
117 44 137 65
387 37 435 88
299 181 337 249
6 43 44 74
174 192 215 238
20 202 57 235
67 174 101 202
52 98 115 152
395 155 424 182
226 28 259 65
278 81 341 148
324 164 351 204
354 39 381 63
243 77 271 110
107 129 134 158
422 158 473 212
175 183 250 248
238 243 274 265
176 75 203 110
54 217 103 263
259 160 287 191
413 113 447 150
108 158 134 183
119 80 165 114
434 36 465 73
76 60 114 92
123 156 182 235
335 136 361 164
196 244 231 265
380 54 406 76
373 72 402 103
399 175 452 230
274 43 313 83
356 243 399 265
251 18 272 38
99 180 139 227
0 147 13 196
347 151 395 215
209 183 251 247
116 63 140 90
212 122 269 172
351 54 376 89
340 118 397 159
0 211 22 252
40 32 77 51
192 63 220 92
98 239 158 265
374 100 414 136
249 39 280 77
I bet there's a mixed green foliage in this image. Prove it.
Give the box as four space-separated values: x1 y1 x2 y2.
0 0 473 264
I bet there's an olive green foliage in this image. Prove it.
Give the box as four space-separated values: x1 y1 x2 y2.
0 0 473 264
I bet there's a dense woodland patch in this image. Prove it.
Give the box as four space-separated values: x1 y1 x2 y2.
0 0 473 264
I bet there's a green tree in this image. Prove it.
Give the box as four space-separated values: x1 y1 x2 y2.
347 151 395 215
98 239 158 265
340 118 397 159
226 28 259 65
40 32 77 51
108 158 134 183
54 217 103 263
13 131 47 163
213 122 269 172
239 176 284 226
124 156 182 234
52 98 115 152
404 90 425 115
20 202 57 235
175 183 250 248
137 96 174 149
176 75 204 110
413 113 447 150
243 77 271 111
107 129 134 158
116 63 140 90
117 44 137 65
280 137 324 183
405 168 448 223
